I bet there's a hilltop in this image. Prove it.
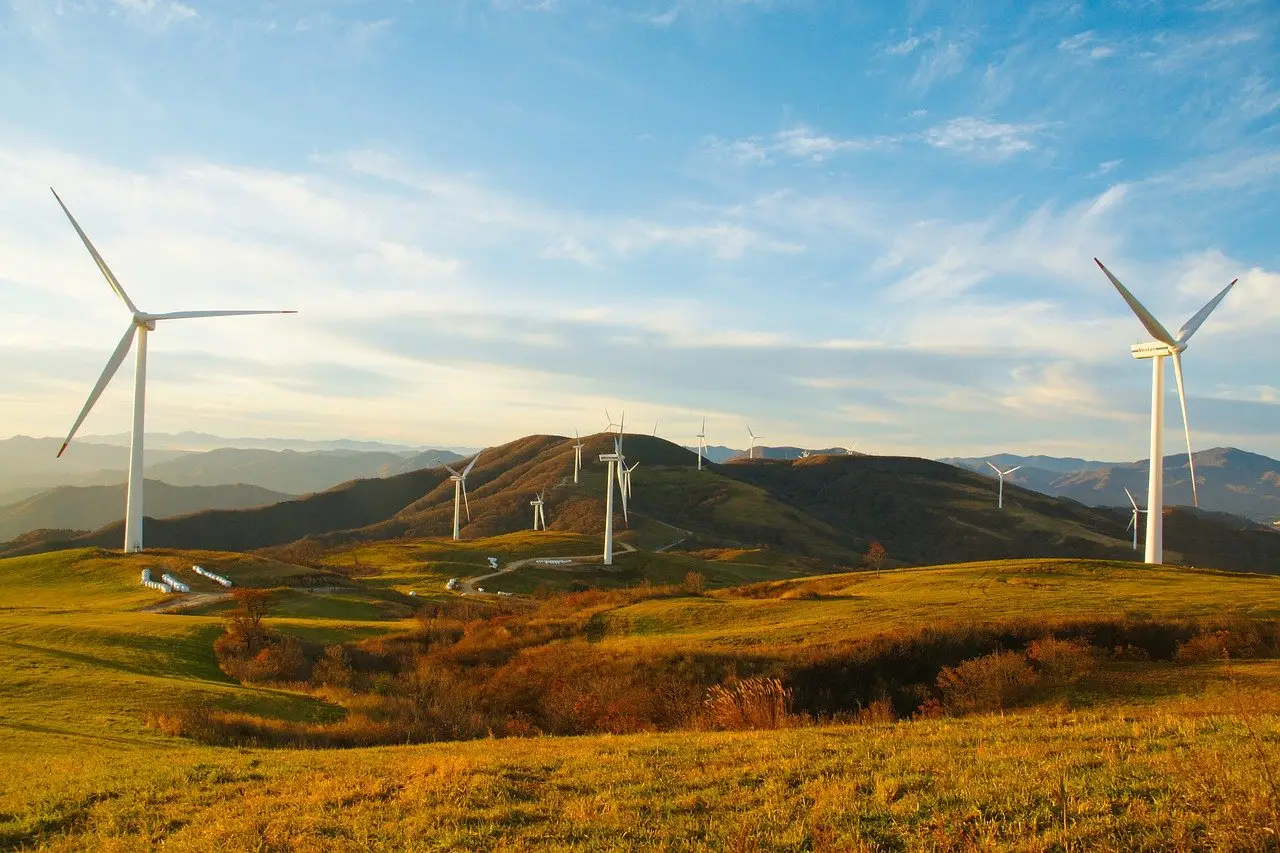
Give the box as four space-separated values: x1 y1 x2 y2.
7 434 1279 575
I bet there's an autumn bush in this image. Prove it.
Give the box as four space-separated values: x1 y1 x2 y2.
703 677 796 730
936 650 1039 714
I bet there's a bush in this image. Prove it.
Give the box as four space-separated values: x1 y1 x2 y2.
703 677 795 730
682 572 706 595
312 645 355 689
1175 632 1230 663
244 635 309 683
1026 637 1095 685
936 650 1038 714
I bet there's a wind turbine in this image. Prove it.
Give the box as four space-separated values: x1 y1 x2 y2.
652 420 659 437
1096 258 1235 564
598 437 628 566
605 409 625 436
800 450 811 459
696 417 708 471
846 443 859 456
985 461 1021 510
1124 486 1147 552
572 430 585 484
746 425 764 460
443 452 482 541
530 491 547 531
50 189 296 553
623 460 639 498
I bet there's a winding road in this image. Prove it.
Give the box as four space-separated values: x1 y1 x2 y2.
455 540 638 597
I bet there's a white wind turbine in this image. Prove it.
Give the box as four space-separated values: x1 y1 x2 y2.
985 461 1021 510
696 417 708 471
50 189 296 553
605 409 625 435
623 460 639 498
799 450 811 459
1124 486 1147 552
530 491 547 531
598 437 628 566
443 452 482 541
1096 258 1236 564
572 430 585 484
746 425 764 459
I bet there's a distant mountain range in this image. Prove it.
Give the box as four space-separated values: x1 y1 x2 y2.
7 434 1276 575
73 430 480 455
941 447 1280 524
0 480 293 543
0 437 466 503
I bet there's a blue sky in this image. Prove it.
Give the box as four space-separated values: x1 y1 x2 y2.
1 0 1277 459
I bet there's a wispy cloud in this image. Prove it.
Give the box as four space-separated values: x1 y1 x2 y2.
113 0 198 28
1057 30 1116 60
921 117 1048 160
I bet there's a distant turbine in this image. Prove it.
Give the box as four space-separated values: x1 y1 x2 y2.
623 460 639 498
985 461 1021 510
50 189 296 553
605 409 625 436
444 452 482 541
572 429 585 484
530 490 547 531
747 425 764 460
800 450 811 459
598 437 628 566
1124 486 1147 552
1096 258 1235 564
652 420 659 437
846 443 858 456
696 417 708 471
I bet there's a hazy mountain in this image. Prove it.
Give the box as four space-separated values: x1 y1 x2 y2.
76 431 479 455
944 447 1280 524
0 437 191 494
11 434 1276 575
0 480 293 543
2 438 465 498
940 453 1118 475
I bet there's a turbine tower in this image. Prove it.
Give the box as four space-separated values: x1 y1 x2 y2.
51 189 296 553
598 437 628 566
443 452 482 541
572 430 584 484
1124 486 1147 552
1096 258 1235 564
696 417 708 471
530 491 547 531
747 425 764 460
985 462 1021 510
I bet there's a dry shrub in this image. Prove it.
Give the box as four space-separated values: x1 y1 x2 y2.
936 650 1039 714
855 696 896 725
244 635 308 683
682 571 706 595
703 677 795 730
1026 637 1095 685
1112 644 1152 662
1176 632 1230 663
312 645 355 689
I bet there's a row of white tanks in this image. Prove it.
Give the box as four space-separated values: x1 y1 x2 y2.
139 564 233 594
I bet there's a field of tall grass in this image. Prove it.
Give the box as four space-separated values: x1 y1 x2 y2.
2 546 1278 849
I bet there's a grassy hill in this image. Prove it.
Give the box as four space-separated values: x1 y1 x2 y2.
7 434 1279 575
1 546 1278 848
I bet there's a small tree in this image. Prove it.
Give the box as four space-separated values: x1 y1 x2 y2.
863 541 888 574
682 571 706 595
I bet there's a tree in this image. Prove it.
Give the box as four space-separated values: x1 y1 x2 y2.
863 541 887 574
682 571 706 595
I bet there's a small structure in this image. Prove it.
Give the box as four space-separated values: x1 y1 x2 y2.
161 573 190 593
192 565 233 587
487 557 499 570
446 578 461 591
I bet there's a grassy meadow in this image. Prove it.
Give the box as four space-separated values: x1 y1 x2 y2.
1 542 1279 849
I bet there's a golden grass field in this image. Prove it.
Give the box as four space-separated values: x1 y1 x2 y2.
1 544 1278 850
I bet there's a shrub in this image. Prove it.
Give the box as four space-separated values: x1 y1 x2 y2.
855 697 896 725
703 677 795 730
682 571 706 595
244 635 309 683
312 645 355 689
1176 632 1230 663
1026 637 1095 686
936 650 1039 714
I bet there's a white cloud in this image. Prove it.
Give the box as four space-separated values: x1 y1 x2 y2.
922 117 1047 160
113 0 197 27
885 35 921 56
911 40 967 91
1057 30 1117 60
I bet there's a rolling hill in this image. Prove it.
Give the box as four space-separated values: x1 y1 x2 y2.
8 434 1279 574
945 447 1280 523
0 480 295 543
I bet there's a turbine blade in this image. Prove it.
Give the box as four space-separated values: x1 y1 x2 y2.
443 465 461 477
148 310 298 321
51 189 139 315
1006 466 1022 475
1127 515 1135 531
1094 258 1176 345
462 451 482 477
58 323 137 456
985 461 1001 474
1171 351 1199 508
1124 486 1139 511
462 482 471 521
1176 280 1237 344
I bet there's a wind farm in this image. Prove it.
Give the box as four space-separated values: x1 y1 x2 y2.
3 2 1278 849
